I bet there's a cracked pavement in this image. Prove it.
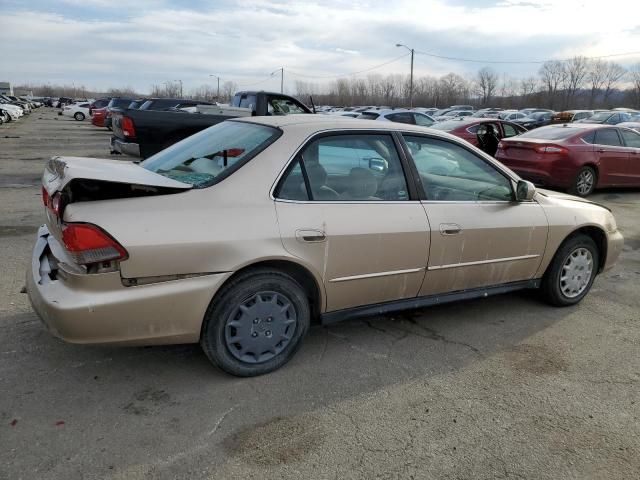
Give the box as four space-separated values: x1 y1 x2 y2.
1 110 639 479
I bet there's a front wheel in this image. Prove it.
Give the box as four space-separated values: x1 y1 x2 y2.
200 269 310 376
74 112 85 121
570 166 596 197
541 234 599 307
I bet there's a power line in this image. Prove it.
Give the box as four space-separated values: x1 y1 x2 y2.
286 53 410 79
236 75 274 87
413 49 640 65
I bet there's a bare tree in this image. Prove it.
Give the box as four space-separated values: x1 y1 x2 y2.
630 64 640 109
587 60 607 108
561 56 589 109
601 62 627 107
539 60 566 109
476 67 498 105
519 76 538 98
220 80 238 102
107 86 138 97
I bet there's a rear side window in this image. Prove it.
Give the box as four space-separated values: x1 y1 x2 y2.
386 112 415 125
276 134 409 201
142 121 281 188
358 112 380 120
502 124 519 138
621 129 640 148
594 129 622 146
413 113 434 127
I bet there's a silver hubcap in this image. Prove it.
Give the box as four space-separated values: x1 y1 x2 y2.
224 291 297 364
576 170 594 195
560 247 593 298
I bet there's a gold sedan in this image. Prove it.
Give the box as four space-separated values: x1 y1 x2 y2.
27 115 623 376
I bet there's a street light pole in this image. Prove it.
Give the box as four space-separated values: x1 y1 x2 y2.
271 68 284 93
396 44 414 108
209 74 221 100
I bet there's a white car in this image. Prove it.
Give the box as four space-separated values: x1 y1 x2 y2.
358 108 435 127
499 111 527 121
0 103 23 121
433 109 474 122
617 122 640 133
62 102 91 121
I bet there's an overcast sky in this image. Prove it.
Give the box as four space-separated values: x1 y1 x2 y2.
2 0 639 94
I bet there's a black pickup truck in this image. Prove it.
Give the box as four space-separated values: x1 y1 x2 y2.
110 91 312 159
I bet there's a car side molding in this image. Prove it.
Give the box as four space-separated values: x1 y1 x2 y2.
320 279 541 325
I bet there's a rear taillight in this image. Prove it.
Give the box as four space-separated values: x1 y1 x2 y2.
121 116 136 137
62 223 128 265
42 186 49 206
535 145 568 154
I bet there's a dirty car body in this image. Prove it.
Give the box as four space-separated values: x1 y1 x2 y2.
27 115 624 376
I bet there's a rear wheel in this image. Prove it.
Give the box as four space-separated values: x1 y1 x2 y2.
570 166 596 197
74 112 85 121
200 269 310 377
541 234 599 306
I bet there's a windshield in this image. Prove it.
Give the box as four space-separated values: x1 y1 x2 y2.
142 121 281 188
518 126 582 140
108 98 134 108
358 112 379 120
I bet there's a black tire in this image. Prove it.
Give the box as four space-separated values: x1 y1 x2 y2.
541 234 599 307
74 112 85 121
569 166 596 197
200 269 310 377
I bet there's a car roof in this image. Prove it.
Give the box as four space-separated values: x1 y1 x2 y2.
236 114 459 137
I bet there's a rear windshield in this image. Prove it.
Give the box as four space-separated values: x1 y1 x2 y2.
108 98 134 108
429 120 466 131
518 126 582 140
358 112 379 120
588 112 611 121
139 99 185 111
142 121 281 188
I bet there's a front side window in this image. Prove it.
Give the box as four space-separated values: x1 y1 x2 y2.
594 129 622 146
605 114 620 125
403 135 513 202
276 134 409 201
142 121 280 188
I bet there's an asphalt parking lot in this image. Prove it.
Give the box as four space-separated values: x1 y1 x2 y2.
1 110 639 480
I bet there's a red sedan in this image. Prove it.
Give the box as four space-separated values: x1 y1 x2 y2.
91 107 108 127
495 124 640 196
430 118 527 156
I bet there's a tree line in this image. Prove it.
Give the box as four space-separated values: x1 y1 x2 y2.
296 59 640 110
12 58 640 110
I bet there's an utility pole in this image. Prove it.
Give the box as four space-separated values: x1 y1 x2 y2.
209 74 221 100
396 44 415 107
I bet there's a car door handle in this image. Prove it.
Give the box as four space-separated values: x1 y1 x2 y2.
295 229 326 242
597 148 606 153
439 223 462 235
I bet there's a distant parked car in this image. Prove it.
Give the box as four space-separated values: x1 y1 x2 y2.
575 111 632 125
552 110 594 124
514 111 554 129
433 110 474 122
496 124 640 196
62 103 91 121
91 107 108 127
89 98 110 115
519 108 554 116
430 118 526 156
499 111 528 121
358 109 434 126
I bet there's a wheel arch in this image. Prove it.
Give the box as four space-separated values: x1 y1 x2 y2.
554 225 608 274
210 258 325 325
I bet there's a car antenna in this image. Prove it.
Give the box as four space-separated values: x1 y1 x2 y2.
309 95 316 114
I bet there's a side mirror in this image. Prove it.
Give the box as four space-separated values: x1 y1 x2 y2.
368 157 388 173
516 180 536 201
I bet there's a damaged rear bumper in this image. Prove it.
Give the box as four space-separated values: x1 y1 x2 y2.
27 225 230 345
110 136 140 157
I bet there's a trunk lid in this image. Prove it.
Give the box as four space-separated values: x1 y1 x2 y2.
42 156 191 244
